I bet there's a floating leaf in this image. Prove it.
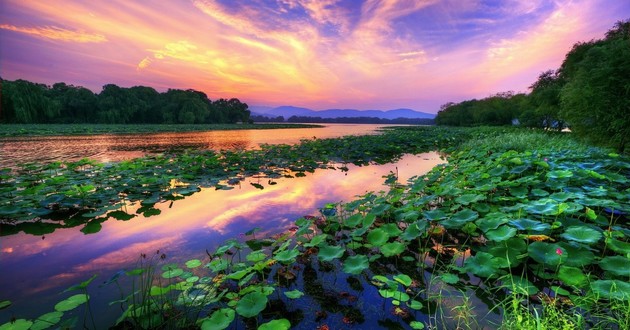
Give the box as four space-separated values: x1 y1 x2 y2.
380 223 402 237
599 256 630 277
185 259 202 268
455 194 484 205
561 226 602 244
274 248 299 264
381 242 406 257
558 242 595 268
440 273 459 284
558 266 587 287
258 319 290 330
591 280 630 300
162 268 184 279
464 252 501 278
547 170 573 179
527 242 566 267
423 209 447 221
30 311 64 330
200 308 235 330
246 250 267 263
393 274 412 287
486 226 517 242
235 292 268 318
410 321 425 329
284 290 304 299
441 209 478 229
509 219 550 232
317 245 345 262
367 228 389 246
343 255 369 275
0 319 32 330
0 301 10 310
54 294 89 312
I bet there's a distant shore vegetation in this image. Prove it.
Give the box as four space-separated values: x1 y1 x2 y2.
435 19 629 153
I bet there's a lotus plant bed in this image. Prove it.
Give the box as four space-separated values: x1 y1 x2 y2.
1 127 629 329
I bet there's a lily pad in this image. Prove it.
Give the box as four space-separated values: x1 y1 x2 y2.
561 226 602 244
393 274 412 287
527 242 566 267
284 290 304 299
591 280 630 300
599 256 630 277
509 219 550 232
54 294 89 312
486 226 517 242
455 194 485 205
343 255 369 275
31 311 64 330
185 259 202 268
258 319 290 330
274 248 299 264
464 252 501 278
317 245 345 262
367 228 389 246
381 242 406 257
200 308 235 330
0 319 33 330
441 209 478 229
162 268 184 279
558 266 587 287
236 291 268 318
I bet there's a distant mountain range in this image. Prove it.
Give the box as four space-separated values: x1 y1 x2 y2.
250 105 435 120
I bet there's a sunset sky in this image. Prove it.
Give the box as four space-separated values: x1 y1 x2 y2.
1 0 629 113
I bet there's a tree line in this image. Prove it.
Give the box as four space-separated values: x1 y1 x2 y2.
286 115 435 125
0 80 251 124
436 19 629 152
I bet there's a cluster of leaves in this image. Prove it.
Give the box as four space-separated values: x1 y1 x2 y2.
436 19 630 153
0 126 468 235
0 80 252 124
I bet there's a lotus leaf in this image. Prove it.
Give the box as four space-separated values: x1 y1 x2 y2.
561 226 602 244
235 292 268 318
464 252 501 278
207 259 229 272
509 219 550 232
344 213 363 228
380 223 402 237
30 311 64 330
274 248 299 264
317 245 345 262
0 319 32 330
558 266 587 287
400 222 425 241
258 319 290 330
423 209 447 221
246 250 267 263
200 308 235 330
531 188 549 197
381 242 406 257
591 280 630 300
606 238 630 255
343 255 369 275
599 256 630 277
185 259 202 268
0 301 10 310
393 274 412 287
162 268 184 279
407 300 423 310
455 194 485 205
486 226 517 242
54 294 88 312
367 228 389 246
547 170 573 179
284 289 304 299
527 242 566 266
410 321 425 329
441 209 478 229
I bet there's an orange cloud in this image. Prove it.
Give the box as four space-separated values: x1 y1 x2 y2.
0 24 106 42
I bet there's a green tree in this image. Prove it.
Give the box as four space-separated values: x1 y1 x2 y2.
524 70 564 129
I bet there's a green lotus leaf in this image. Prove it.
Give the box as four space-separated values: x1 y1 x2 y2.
30 311 64 330
380 223 402 237
258 319 290 330
423 209 447 221
150 285 172 296
245 250 267 263
599 256 630 277
510 186 528 198
464 252 501 278
441 209 478 229
162 268 184 279
284 289 304 299
527 242 566 267
317 245 345 262
200 308 235 330
367 228 390 246
455 194 485 205
488 237 527 268
606 238 630 255
54 294 89 312
344 213 363 228
549 191 575 202
558 243 595 267
407 300 423 310
410 321 425 329
392 291 410 302
186 276 200 283
547 170 573 179
0 301 10 310
0 319 32 330
509 219 550 232
531 188 549 197
558 266 587 287
236 292 268 318
274 248 299 264
524 199 565 215
440 273 459 284
561 226 602 244
591 280 630 301
343 255 369 275
185 259 202 268
400 222 426 241
486 226 517 242
304 234 327 247
206 259 229 272
488 166 507 177
393 274 412 287
476 215 509 232
381 242 406 257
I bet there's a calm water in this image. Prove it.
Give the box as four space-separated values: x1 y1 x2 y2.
0 124 390 168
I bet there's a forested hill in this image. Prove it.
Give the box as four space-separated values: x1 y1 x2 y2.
0 80 251 124
435 19 629 153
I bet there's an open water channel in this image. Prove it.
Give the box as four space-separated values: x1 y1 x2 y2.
0 124 450 328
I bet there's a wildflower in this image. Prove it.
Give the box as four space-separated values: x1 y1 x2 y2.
556 248 563 256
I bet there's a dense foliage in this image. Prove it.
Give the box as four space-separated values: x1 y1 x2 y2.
0 80 251 124
2 127 628 330
435 19 630 152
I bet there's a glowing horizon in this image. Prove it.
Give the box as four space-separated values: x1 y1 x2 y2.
1 0 628 113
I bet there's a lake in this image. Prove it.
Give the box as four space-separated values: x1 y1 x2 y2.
0 124 450 328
